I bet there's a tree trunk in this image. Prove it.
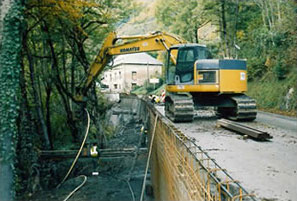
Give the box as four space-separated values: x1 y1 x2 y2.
71 51 76 95
45 86 53 149
232 0 239 58
42 21 80 142
17 51 38 193
23 33 51 150
220 0 230 58
195 24 199 44
277 0 281 22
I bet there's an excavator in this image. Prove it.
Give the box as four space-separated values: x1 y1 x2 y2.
75 31 257 122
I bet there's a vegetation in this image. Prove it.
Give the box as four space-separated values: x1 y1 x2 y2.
131 77 164 95
0 1 23 200
0 0 137 198
155 0 297 113
247 73 297 116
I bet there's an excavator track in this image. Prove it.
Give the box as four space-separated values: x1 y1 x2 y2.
165 94 194 122
217 94 257 121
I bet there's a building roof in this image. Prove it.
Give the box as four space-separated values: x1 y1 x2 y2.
112 52 163 67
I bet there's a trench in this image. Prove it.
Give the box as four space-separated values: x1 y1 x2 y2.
29 94 153 201
31 94 256 201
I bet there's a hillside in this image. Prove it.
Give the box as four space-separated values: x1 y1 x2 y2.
116 0 159 35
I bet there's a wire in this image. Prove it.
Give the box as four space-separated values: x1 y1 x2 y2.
140 114 158 201
57 108 91 188
62 175 87 201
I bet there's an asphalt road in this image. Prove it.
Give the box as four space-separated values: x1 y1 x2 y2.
256 111 297 134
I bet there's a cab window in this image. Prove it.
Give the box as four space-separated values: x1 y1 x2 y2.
178 49 195 62
176 48 196 83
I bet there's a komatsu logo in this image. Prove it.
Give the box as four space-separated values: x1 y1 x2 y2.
120 47 140 53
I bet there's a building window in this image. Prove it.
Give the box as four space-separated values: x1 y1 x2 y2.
132 83 137 89
114 84 118 89
110 74 112 81
132 71 137 81
119 71 121 79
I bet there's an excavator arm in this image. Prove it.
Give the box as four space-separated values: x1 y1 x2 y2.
75 31 186 101
74 31 256 122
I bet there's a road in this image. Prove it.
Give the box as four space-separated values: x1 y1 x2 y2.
257 111 297 134
155 106 297 201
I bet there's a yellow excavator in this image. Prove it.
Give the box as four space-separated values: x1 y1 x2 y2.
76 31 257 122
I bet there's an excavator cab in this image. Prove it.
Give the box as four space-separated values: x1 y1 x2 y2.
166 44 210 85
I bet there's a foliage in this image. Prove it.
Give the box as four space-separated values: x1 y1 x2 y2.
247 72 297 115
239 0 297 81
0 0 137 198
21 0 135 145
155 0 297 112
0 1 23 199
156 0 297 79
155 0 203 43
131 80 164 95
131 85 148 95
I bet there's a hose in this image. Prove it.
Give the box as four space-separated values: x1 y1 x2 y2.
57 108 90 188
62 175 87 201
140 114 158 201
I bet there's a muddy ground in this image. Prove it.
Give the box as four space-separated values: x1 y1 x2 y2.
25 108 151 201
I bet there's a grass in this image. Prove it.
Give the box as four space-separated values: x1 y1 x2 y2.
246 74 297 117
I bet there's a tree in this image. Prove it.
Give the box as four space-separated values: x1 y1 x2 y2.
2 0 137 198
156 0 297 80
0 1 23 200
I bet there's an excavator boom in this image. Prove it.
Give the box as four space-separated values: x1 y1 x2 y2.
75 31 185 101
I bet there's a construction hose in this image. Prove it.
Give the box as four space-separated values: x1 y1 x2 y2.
62 175 87 201
57 108 91 188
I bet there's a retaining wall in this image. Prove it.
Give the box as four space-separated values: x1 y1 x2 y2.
140 99 256 201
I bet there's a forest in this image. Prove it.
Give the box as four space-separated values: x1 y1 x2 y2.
0 0 296 200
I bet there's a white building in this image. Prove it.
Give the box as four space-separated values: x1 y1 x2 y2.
101 53 163 93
